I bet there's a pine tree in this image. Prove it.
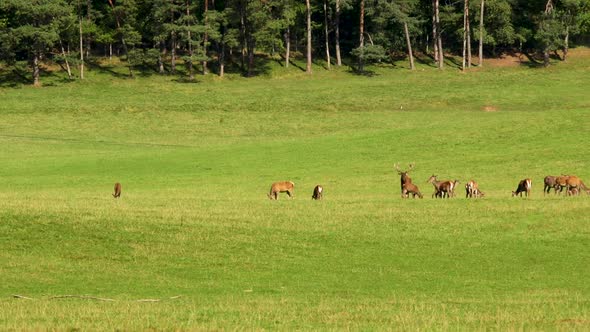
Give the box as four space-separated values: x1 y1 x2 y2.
0 0 73 86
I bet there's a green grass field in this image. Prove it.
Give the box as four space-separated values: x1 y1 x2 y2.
1 52 590 330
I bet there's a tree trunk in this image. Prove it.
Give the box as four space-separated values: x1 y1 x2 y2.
171 32 176 73
323 0 331 70
285 27 290 68
86 0 92 58
358 0 365 72
479 0 484 67
404 22 415 70
432 0 438 64
462 0 467 70
435 0 443 69
219 42 225 77
466 0 471 67
59 39 73 79
335 0 342 66
186 0 194 80
79 17 84 79
107 0 132 77
33 53 41 87
306 0 312 74
109 43 112 62
60 40 72 78
170 4 176 73
203 0 209 74
158 42 165 74
543 0 553 67
240 3 246 72
563 25 569 61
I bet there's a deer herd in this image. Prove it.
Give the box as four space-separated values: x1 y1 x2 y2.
393 163 589 199
110 164 588 200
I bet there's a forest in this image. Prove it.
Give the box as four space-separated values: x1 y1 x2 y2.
1 0 589 86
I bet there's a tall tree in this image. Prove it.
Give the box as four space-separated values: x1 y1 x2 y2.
0 0 73 86
323 0 331 70
434 0 443 68
334 0 342 66
78 0 84 79
479 0 484 66
358 0 365 71
107 0 140 77
202 0 209 74
538 0 562 67
306 0 312 74
462 0 470 70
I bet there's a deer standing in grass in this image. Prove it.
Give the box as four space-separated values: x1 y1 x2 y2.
112 182 122 198
402 183 423 199
394 163 415 194
465 180 484 198
427 175 459 198
512 178 531 197
565 175 590 196
543 176 558 195
312 185 324 200
268 181 295 200
554 175 570 195
395 163 422 199
554 175 590 196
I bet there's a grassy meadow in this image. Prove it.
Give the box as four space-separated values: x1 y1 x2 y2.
1 51 590 329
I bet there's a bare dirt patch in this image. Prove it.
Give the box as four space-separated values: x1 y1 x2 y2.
484 54 524 68
482 105 498 112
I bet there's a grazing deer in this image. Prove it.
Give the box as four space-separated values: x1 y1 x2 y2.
268 181 295 200
394 163 415 194
565 176 590 195
512 178 532 197
312 185 324 200
465 180 484 198
427 175 459 198
402 183 423 199
554 175 570 195
112 182 122 198
543 176 558 195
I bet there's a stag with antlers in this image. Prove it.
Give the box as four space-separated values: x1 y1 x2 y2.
394 163 415 194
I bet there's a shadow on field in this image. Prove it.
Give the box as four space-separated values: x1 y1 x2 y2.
0 70 28 88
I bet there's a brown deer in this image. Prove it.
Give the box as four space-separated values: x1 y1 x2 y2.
512 178 532 197
543 176 558 195
427 175 459 198
402 183 423 199
268 181 295 200
465 180 484 198
112 182 122 198
567 187 580 196
565 176 590 195
554 175 570 195
311 185 324 200
394 163 415 194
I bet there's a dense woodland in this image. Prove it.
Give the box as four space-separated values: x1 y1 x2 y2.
0 0 589 86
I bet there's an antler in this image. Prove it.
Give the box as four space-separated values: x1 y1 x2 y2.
394 163 401 172
408 163 415 172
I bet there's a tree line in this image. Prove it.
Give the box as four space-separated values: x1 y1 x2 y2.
1 0 589 86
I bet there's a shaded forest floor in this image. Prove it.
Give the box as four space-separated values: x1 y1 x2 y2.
1 47 588 87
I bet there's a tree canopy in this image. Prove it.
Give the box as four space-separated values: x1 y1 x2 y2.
1 0 589 85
